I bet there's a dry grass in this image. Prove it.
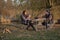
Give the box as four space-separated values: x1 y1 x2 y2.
0 23 60 40
0 5 60 40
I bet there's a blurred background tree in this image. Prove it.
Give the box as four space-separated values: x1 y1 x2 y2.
0 0 60 20
0 0 60 10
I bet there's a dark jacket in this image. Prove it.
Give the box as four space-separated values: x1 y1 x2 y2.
45 12 51 18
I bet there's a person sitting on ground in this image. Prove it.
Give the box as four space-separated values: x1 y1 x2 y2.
42 9 53 29
20 10 36 31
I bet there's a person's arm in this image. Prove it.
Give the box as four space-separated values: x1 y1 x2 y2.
22 14 27 20
27 15 31 20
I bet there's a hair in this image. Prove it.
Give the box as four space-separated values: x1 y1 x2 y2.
22 10 26 15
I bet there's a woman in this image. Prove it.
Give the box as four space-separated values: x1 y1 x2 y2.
20 10 36 31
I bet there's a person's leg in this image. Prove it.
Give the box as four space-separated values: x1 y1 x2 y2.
26 20 30 30
31 24 36 31
26 25 30 30
45 22 48 29
45 19 49 29
26 20 36 31
29 21 36 31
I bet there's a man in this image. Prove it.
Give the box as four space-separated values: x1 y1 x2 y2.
42 9 53 29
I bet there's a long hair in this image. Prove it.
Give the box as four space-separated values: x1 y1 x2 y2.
22 10 28 18
22 10 26 15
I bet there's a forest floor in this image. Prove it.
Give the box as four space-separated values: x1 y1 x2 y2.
0 23 60 40
0 6 60 40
